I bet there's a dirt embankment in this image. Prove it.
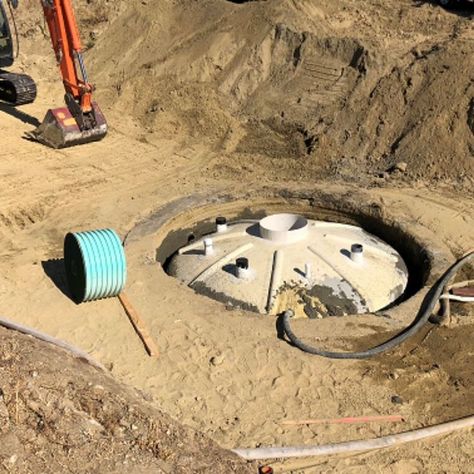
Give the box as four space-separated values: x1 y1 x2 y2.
11 0 474 183
0 327 253 473
76 0 473 184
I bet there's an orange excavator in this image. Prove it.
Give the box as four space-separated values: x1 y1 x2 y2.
0 0 107 148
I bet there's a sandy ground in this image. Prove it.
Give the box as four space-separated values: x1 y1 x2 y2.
1 0 474 472
1 83 474 472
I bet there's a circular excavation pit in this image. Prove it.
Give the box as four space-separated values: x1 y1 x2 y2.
124 188 454 330
167 213 409 318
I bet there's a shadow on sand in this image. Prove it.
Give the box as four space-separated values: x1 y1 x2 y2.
0 102 41 127
41 258 74 302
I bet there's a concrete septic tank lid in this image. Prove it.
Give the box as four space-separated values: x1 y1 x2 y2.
167 214 409 317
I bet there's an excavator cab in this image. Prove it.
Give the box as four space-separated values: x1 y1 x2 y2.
0 0 14 69
0 0 36 106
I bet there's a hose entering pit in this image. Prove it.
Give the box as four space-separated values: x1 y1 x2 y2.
282 250 474 359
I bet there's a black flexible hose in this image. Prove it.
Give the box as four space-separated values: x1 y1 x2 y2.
282 251 474 359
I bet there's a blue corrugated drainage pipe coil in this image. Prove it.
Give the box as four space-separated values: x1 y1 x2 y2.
64 228 127 304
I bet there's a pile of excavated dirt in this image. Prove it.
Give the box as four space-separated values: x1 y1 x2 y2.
0 327 253 473
13 0 123 45
12 0 474 184
83 0 474 184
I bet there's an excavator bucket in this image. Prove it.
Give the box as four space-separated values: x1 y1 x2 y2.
27 102 108 149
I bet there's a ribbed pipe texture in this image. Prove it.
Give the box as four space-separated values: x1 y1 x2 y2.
64 228 127 303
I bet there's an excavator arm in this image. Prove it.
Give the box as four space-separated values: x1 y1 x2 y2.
2 0 107 148
30 0 108 147
41 0 92 114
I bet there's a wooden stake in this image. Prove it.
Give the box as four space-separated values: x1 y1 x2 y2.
279 415 404 426
118 292 159 357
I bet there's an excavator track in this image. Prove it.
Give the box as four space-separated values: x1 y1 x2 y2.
0 71 37 106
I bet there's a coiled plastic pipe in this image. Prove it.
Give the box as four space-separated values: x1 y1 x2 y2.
282 250 474 359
